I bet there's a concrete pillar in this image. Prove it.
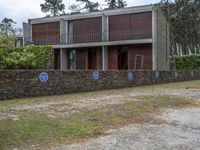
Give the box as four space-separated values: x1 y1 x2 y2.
102 46 108 70
69 22 73 44
60 48 68 70
102 14 109 70
60 19 68 44
152 7 157 70
102 14 109 42
23 22 32 46
155 6 170 70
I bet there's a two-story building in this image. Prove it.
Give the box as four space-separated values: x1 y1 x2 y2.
23 4 170 70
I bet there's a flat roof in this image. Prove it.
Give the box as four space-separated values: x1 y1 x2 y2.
29 4 156 24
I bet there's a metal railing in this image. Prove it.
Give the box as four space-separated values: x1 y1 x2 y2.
24 29 152 46
109 28 152 41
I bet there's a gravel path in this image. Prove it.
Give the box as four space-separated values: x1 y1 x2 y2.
53 108 200 150
52 82 200 150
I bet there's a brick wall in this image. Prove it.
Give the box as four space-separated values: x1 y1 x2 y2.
0 70 199 100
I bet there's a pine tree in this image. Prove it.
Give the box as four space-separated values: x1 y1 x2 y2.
106 0 117 9
0 18 16 36
117 0 127 8
105 0 127 9
71 0 99 12
40 0 65 16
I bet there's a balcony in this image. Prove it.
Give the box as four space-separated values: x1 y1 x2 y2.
24 29 152 46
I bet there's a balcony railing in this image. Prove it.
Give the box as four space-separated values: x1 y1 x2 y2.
24 29 152 46
109 28 152 41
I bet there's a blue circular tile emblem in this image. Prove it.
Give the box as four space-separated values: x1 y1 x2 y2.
175 71 178 78
93 71 99 80
128 72 134 80
191 71 194 77
39 72 48 82
155 71 160 78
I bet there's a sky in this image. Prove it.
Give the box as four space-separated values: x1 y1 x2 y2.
0 0 159 28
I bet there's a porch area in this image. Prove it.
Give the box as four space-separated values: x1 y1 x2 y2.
53 44 152 70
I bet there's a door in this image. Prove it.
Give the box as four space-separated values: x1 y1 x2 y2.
118 47 128 70
88 48 97 70
134 55 143 70
54 49 60 69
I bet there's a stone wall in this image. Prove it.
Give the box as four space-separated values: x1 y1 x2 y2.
0 70 199 100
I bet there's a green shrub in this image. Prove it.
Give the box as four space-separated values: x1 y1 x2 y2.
0 45 54 69
171 55 200 70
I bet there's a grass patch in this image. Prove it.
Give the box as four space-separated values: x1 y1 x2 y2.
0 95 198 149
156 80 200 89
0 114 105 149
0 108 6 115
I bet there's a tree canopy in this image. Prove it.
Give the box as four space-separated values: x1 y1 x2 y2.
160 0 200 55
40 0 65 16
105 0 127 9
69 0 100 12
0 17 16 36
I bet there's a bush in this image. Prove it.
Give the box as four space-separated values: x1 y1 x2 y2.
0 45 54 69
171 55 200 70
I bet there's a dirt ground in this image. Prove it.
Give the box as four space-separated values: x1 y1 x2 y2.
56 81 200 150
0 80 200 150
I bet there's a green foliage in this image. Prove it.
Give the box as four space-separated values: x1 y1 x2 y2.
0 45 54 69
105 0 117 9
171 55 200 70
0 17 16 36
0 35 15 51
105 0 127 9
160 0 200 55
70 0 100 12
40 0 65 16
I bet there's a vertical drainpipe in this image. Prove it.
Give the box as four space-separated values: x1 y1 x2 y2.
152 5 158 70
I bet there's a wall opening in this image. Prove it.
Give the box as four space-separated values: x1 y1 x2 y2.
118 47 128 70
134 55 144 70
54 49 60 69
67 49 76 70
88 48 97 70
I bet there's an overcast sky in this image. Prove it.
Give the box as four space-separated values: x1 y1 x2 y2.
0 0 159 28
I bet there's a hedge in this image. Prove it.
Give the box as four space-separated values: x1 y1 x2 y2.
171 55 200 70
0 45 54 69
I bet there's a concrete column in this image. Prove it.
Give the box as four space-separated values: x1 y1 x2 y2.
69 23 73 44
155 6 170 70
152 7 157 70
102 14 109 70
60 48 68 70
102 46 108 70
23 22 32 46
60 20 68 44
102 14 109 42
